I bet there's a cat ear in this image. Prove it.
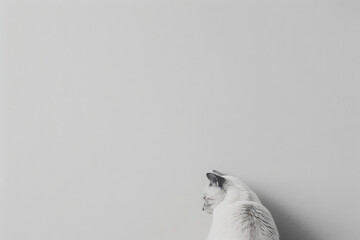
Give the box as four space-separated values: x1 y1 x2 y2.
213 170 225 176
206 172 226 188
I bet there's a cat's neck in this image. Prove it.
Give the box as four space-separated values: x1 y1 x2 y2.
223 181 261 204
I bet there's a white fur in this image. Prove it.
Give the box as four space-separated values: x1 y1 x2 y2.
203 172 279 240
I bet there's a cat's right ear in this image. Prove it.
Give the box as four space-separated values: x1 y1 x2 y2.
213 170 225 176
206 173 226 188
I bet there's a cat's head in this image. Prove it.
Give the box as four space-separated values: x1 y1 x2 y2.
202 170 228 214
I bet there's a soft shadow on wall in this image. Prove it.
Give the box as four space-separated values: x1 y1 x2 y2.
257 193 318 240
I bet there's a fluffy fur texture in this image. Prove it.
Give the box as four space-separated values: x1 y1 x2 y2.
202 170 279 240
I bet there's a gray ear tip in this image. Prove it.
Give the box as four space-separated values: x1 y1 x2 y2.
206 172 217 181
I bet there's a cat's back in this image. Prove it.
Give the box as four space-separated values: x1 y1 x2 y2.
232 201 279 240
213 201 279 240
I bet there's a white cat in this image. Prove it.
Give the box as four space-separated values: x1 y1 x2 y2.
202 170 279 240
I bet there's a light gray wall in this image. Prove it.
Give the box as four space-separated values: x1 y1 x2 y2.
1 1 359 240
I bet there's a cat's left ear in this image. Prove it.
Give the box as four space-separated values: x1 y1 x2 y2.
206 173 226 188
213 170 225 176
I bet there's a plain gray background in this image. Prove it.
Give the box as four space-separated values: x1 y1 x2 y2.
1 1 360 240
